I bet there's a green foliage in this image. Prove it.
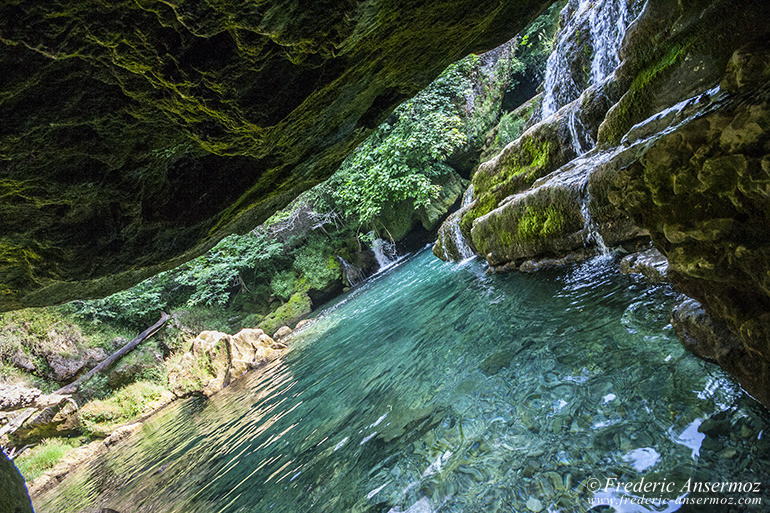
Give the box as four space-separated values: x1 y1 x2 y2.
68 230 284 327
329 60 471 228
270 270 298 301
15 438 79 481
66 274 171 328
293 237 341 291
177 231 283 308
503 2 563 99
495 110 529 148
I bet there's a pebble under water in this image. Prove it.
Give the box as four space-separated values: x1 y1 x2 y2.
36 249 770 513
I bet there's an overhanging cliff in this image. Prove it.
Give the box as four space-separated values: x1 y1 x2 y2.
0 0 553 310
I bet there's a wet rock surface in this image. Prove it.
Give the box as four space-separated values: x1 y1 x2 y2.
672 299 769 406
619 246 668 282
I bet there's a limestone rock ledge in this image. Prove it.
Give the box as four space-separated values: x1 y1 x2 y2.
167 328 286 397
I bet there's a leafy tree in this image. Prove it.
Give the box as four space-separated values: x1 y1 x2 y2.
329 61 471 229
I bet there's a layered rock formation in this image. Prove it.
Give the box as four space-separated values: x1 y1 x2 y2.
0 0 554 311
435 0 770 405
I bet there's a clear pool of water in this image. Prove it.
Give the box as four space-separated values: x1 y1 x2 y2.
35 249 770 513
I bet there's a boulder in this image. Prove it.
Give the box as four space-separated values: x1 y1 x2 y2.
273 326 293 342
0 451 33 513
46 347 108 383
672 299 769 406
167 328 282 397
8 396 80 444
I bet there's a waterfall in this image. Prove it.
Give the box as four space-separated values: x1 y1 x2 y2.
372 238 399 271
337 256 363 286
567 107 593 156
541 0 640 118
448 213 475 261
580 181 610 256
435 185 476 262
461 183 475 208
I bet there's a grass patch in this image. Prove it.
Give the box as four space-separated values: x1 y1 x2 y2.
15 438 79 481
78 381 171 437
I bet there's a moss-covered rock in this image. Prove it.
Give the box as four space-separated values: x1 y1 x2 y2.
257 292 312 337
598 0 770 146
0 451 33 513
380 171 467 241
458 113 576 240
0 0 554 310
469 167 585 266
603 41 770 405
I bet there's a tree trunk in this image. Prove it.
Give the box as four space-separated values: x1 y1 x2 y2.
54 312 171 395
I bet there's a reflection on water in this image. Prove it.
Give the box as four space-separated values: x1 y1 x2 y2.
36 250 769 513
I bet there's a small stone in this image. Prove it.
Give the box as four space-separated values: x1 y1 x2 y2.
698 418 731 437
720 447 737 459
741 425 753 438
294 319 312 330
273 326 292 341
526 497 544 512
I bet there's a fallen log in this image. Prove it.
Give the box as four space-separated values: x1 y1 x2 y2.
55 312 171 395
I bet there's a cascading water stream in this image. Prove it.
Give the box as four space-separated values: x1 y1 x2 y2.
336 256 363 286
542 0 640 118
580 181 610 256
435 185 476 262
372 238 399 271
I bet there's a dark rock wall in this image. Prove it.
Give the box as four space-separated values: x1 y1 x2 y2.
0 451 33 513
0 0 553 310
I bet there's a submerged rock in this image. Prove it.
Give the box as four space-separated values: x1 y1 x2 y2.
672 299 769 406
619 246 668 282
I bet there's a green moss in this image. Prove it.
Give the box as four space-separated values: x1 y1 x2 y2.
517 206 566 241
601 37 696 145
462 138 556 235
257 291 311 336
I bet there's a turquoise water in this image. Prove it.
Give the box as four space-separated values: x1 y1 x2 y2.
36 249 769 513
